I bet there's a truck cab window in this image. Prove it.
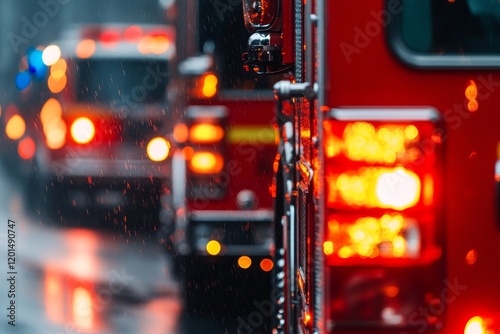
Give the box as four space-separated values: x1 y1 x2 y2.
390 0 500 67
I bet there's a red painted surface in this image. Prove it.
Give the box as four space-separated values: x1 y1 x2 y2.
186 97 276 211
325 0 500 332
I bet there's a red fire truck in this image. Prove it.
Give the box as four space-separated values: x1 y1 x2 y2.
241 0 500 333
162 0 280 318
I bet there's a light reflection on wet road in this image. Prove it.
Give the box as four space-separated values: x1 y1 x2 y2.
0 163 268 334
0 164 183 334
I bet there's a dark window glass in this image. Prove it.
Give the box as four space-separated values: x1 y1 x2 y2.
74 59 168 103
400 0 500 55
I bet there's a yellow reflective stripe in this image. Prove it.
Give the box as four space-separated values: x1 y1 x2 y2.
227 126 276 145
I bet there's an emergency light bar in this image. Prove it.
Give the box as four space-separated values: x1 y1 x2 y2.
242 0 279 32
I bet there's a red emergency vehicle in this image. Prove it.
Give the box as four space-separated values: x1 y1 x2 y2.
242 0 500 333
162 0 280 318
24 23 174 228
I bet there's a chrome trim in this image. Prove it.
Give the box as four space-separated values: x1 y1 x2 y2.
186 105 228 119
189 209 274 222
298 158 314 186
48 158 171 178
316 0 326 332
172 149 190 255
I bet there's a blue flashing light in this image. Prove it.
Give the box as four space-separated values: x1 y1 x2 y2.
28 50 47 77
15 71 31 90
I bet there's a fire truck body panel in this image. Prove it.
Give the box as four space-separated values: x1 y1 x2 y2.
327 2 500 332
242 0 500 333
184 97 276 212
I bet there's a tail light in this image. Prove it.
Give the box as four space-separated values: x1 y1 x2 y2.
18 136 36 160
323 108 445 329
242 0 279 32
5 114 26 140
464 316 498 334
182 106 228 199
189 151 224 174
190 123 224 144
70 117 95 144
190 72 218 99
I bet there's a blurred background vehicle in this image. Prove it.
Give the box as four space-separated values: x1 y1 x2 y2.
22 23 174 231
0 0 291 333
161 0 286 327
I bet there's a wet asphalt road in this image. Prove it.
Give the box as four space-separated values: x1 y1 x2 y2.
0 162 269 334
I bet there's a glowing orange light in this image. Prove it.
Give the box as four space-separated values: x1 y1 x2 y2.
423 174 434 206
173 123 189 143
327 214 420 259
51 58 67 74
338 246 352 259
206 240 221 255
260 259 274 272
45 118 67 149
189 152 224 174
76 39 96 58
40 98 62 127
339 122 418 164
465 80 478 100
18 137 36 160
383 285 400 298
305 312 312 324
44 271 64 323
323 241 334 255
464 316 487 334
238 256 252 269
71 117 95 144
48 73 67 93
182 146 194 159
329 167 420 210
5 115 25 140
137 36 154 54
468 99 479 112
190 123 224 143
124 25 143 42
72 287 94 331
150 35 170 54
201 74 218 98
146 137 170 162
466 249 478 265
